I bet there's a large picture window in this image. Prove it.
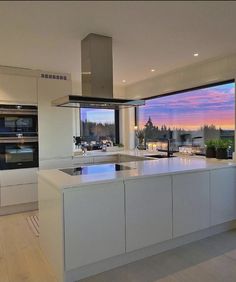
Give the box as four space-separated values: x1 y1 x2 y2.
80 108 118 145
137 81 235 155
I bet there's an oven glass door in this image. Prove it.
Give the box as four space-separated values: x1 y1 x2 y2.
0 141 38 170
0 115 38 136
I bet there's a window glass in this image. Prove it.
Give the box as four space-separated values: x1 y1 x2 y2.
80 108 116 144
137 82 235 156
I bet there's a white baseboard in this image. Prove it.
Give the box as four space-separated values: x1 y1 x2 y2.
0 202 38 216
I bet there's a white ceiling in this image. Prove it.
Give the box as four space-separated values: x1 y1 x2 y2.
0 1 236 86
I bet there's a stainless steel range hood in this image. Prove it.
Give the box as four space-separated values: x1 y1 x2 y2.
52 33 145 109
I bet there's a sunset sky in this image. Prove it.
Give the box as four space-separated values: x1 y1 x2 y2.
138 82 235 130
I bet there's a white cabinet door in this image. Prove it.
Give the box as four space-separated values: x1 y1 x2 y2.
64 181 125 270
0 74 37 104
125 176 172 252
0 168 38 186
38 78 73 160
210 167 236 225
173 171 210 238
1 183 38 206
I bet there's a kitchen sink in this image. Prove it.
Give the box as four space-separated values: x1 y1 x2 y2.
145 154 176 159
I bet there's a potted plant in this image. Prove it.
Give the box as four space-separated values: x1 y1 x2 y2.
205 140 216 158
215 139 231 159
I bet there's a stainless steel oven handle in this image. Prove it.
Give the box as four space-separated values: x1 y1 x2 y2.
0 137 38 143
0 109 37 115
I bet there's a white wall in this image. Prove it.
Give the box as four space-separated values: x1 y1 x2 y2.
126 54 236 99
125 53 236 150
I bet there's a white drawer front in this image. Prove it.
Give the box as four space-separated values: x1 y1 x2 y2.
0 168 38 186
1 183 38 206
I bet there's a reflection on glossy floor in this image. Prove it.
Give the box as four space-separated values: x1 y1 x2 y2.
81 229 236 282
1 212 236 282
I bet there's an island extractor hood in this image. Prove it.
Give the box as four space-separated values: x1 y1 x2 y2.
52 33 145 109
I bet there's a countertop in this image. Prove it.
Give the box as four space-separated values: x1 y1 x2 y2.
38 150 236 190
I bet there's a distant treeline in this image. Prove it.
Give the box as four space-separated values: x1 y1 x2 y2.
141 117 234 141
81 121 115 141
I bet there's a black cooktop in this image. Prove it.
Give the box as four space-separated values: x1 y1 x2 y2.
60 163 133 176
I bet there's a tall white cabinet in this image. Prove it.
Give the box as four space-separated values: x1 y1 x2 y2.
0 68 73 214
0 73 37 104
37 78 73 160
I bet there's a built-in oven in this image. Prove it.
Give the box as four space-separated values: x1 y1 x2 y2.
0 104 38 170
0 104 38 137
0 137 39 170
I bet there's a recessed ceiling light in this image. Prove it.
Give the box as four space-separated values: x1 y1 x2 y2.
122 79 126 83
151 69 155 72
193 53 199 57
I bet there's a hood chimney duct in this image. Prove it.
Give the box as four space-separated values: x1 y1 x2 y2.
81 34 113 98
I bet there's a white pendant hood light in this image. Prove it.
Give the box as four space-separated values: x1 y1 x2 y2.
52 33 145 109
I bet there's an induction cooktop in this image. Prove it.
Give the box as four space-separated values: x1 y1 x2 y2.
60 163 133 176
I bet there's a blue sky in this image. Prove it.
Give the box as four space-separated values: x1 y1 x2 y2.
80 108 115 124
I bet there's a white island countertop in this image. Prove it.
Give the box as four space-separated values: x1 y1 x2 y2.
38 150 236 190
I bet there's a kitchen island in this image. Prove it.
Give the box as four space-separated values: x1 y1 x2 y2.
38 153 236 282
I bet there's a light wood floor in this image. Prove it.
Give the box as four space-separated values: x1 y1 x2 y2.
0 211 57 282
1 212 236 282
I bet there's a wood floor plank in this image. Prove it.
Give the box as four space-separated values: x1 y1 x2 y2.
0 249 9 282
225 249 236 261
0 211 58 282
22 247 58 282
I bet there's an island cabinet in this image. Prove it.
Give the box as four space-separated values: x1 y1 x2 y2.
63 180 125 270
210 167 236 226
38 78 73 160
125 176 172 252
172 171 210 237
